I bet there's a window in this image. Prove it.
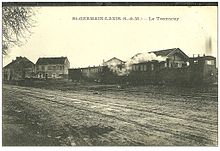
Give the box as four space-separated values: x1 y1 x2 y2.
177 63 182 68
172 62 180 68
186 62 190 66
206 60 214 65
193 60 198 64
164 62 167 68
140 65 144 71
132 65 135 71
151 64 154 71
52 73 56 78
144 65 147 71
136 65 139 71
169 62 172 68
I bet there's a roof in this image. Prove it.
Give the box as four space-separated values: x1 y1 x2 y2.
4 57 34 69
189 56 216 60
104 57 125 64
149 48 189 60
131 53 142 59
132 60 160 65
150 48 176 57
4 60 16 69
36 57 68 65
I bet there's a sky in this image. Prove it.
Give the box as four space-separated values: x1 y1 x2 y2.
3 6 217 68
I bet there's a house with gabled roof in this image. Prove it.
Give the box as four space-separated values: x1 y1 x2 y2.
3 56 35 81
149 48 189 68
103 57 125 66
36 57 70 79
102 57 125 74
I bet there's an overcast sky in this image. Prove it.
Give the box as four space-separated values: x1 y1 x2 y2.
3 6 217 68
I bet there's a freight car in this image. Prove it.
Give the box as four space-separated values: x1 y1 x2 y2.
69 66 104 82
68 66 125 84
68 56 217 86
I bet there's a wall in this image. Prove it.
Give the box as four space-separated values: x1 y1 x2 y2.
167 53 187 68
3 60 35 81
36 58 70 78
36 64 64 78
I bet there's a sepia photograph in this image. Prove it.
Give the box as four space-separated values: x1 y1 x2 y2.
1 2 218 147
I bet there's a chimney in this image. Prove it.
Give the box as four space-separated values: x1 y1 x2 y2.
205 36 212 55
16 56 22 60
102 59 105 66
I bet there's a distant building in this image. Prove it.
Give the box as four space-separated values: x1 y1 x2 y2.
3 56 35 81
36 57 70 79
103 57 125 66
103 57 125 74
150 48 189 68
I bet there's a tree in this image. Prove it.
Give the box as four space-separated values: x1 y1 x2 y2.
2 6 36 55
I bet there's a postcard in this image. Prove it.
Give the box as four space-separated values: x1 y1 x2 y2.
2 2 218 146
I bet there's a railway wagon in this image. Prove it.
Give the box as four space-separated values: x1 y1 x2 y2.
68 66 113 83
69 66 103 82
188 56 217 84
69 66 128 84
68 68 82 81
127 60 161 84
158 67 191 85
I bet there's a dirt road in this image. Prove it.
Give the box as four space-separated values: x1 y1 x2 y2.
2 84 218 146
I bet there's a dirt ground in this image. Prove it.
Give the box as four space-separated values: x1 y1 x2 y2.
2 82 218 146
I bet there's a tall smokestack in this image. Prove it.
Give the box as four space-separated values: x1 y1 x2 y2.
205 36 212 56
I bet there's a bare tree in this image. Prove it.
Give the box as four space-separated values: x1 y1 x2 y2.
2 6 36 55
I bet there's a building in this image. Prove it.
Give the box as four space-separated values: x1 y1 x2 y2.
36 57 70 79
103 57 125 74
150 48 189 68
103 57 125 66
3 56 35 81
